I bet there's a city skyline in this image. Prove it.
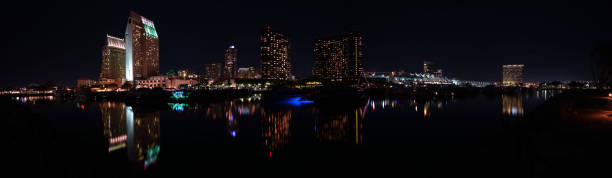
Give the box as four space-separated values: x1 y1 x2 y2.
1 0 610 87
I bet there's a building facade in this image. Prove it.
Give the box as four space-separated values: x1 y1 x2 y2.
502 64 524 86
224 45 237 78
312 32 363 83
260 26 292 80
101 35 126 82
136 75 199 89
343 32 364 82
77 77 96 88
125 11 159 81
205 62 223 81
313 36 346 82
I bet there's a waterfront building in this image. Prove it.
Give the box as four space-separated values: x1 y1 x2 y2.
177 69 198 80
125 11 159 81
313 32 364 83
236 67 250 79
224 45 238 78
77 77 96 88
260 26 292 80
136 76 198 89
502 64 524 86
101 35 126 83
205 62 223 81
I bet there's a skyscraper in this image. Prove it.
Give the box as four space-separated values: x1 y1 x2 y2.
312 32 363 82
224 45 237 78
343 32 364 82
313 36 346 82
205 62 223 81
260 26 292 80
125 11 159 81
502 64 524 86
101 35 126 81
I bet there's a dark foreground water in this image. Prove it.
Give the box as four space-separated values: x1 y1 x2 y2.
9 90 578 176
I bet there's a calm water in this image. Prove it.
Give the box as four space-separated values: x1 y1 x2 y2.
11 90 560 175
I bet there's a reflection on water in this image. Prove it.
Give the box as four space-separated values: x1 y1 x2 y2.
501 90 560 117
502 95 524 117
100 102 127 152
12 96 54 104
314 107 363 144
12 90 560 173
100 102 160 170
261 109 291 155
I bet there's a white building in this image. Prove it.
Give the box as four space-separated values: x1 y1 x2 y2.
136 76 199 90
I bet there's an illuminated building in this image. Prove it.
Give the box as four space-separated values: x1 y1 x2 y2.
125 11 159 81
502 64 524 86
177 69 198 79
101 35 126 83
343 32 364 82
136 75 199 89
434 69 443 78
314 36 345 82
313 32 364 83
248 66 258 79
236 66 258 79
100 102 127 152
236 67 250 79
224 45 238 78
260 26 292 80
424 61 434 74
77 77 95 88
205 62 223 81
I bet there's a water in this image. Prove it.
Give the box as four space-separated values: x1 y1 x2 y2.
10 90 560 175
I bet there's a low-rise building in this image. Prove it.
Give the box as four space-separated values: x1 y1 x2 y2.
77 77 96 88
136 76 199 90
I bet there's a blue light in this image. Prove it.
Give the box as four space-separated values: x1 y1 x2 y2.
282 96 314 107
231 130 237 137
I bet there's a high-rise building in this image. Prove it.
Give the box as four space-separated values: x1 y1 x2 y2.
343 32 364 82
101 35 126 82
224 45 238 78
260 26 292 80
313 36 346 82
502 64 524 86
424 61 434 74
125 11 159 81
312 32 364 82
205 62 223 81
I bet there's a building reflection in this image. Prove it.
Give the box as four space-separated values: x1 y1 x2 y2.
100 102 160 170
314 107 363 144
100 102 127 153
261 109 291 156
502 94 524 117
127 106 161 169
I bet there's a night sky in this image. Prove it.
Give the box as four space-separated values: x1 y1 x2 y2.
1 0 611 87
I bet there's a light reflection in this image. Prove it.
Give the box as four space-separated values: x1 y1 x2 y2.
502 94 524 117
261 109 291 155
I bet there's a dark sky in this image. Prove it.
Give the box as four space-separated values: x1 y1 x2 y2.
1 0 611 87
